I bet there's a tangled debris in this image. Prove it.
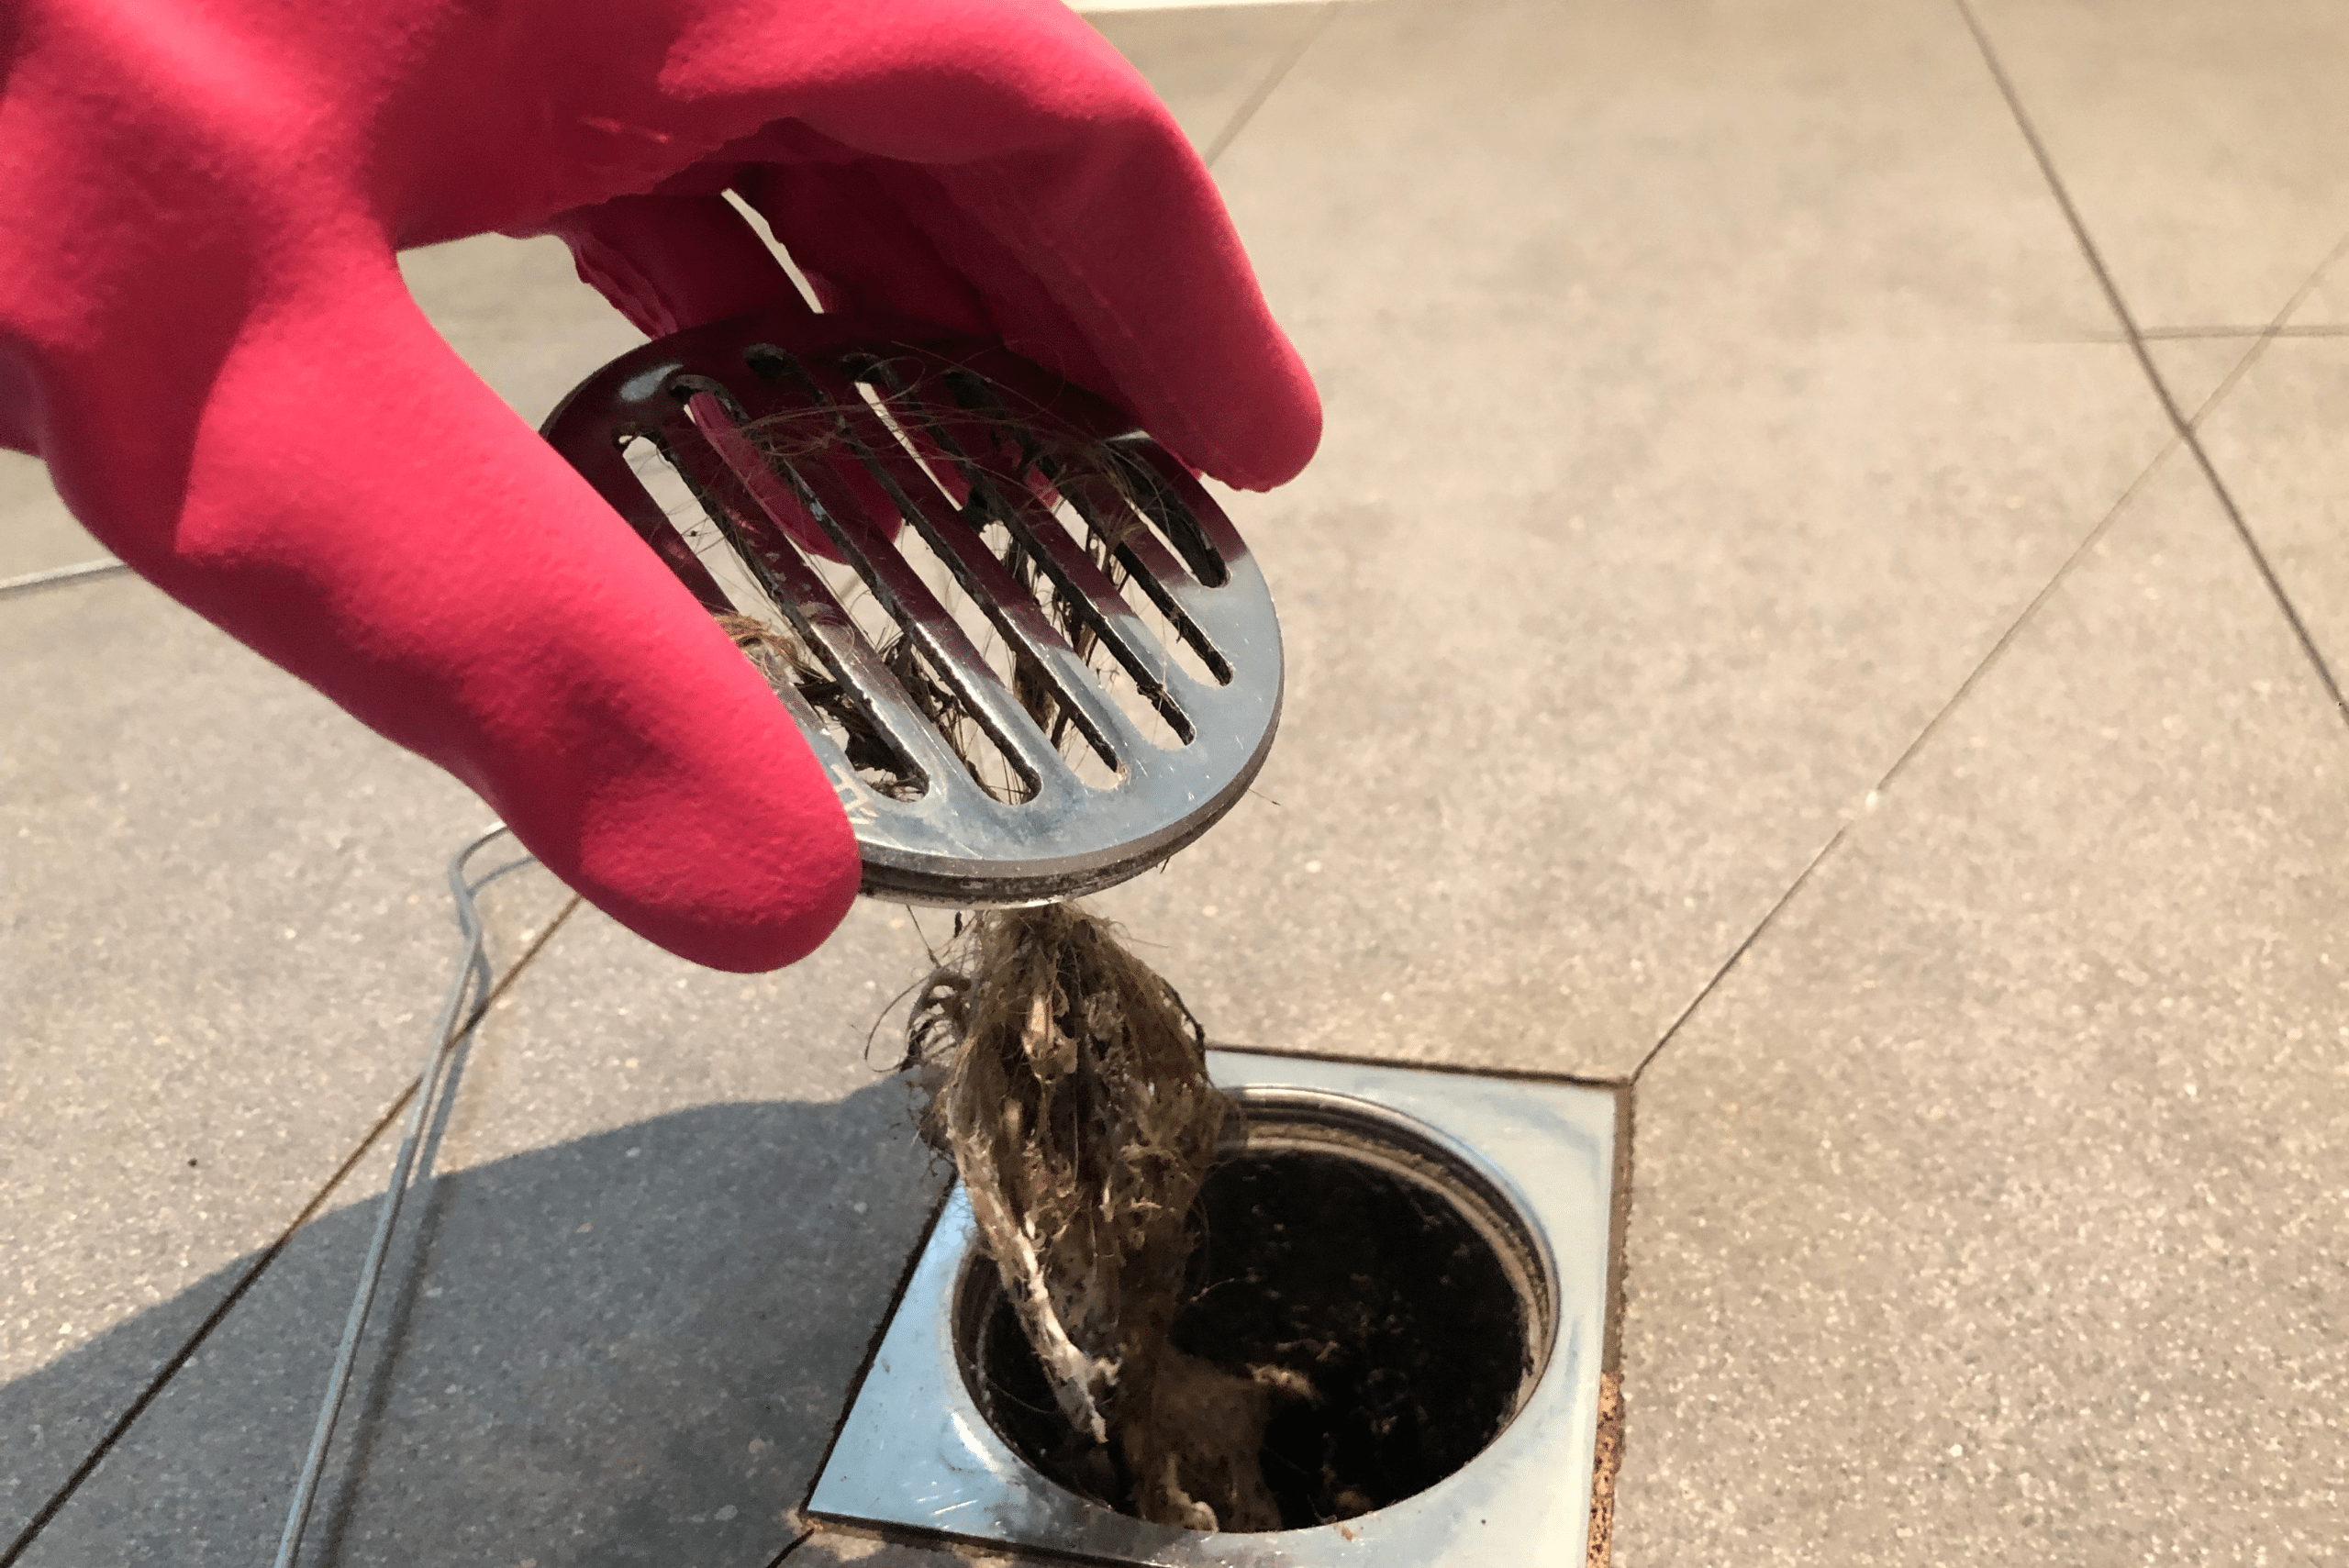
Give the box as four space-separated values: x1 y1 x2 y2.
906 903 1290 1531
713 546 1291 1526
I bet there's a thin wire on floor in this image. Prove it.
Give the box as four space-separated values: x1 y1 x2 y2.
271 825 540 1568
0 557 132 599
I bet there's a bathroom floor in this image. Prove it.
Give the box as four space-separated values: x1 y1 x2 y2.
6 1 2345 1564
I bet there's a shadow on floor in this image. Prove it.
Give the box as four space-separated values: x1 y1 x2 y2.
7 1083 952 1568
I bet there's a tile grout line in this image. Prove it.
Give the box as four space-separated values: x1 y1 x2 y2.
1874 235 2348 794
2172 232 2349 432
1200 0 1341 168
0 1095 420 1568
2138 322 2349 341
1631 407 2185 1084
0 895 580 1568
789 1183 958 1552
1954 0 2349 728
1628 823 1854 1084
1626 49 2349 1091
1631 428 2165 1084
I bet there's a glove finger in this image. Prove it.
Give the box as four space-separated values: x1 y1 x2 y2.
545 191 810 339
41 237 861 971
729 159 989 338
666 0 1320 490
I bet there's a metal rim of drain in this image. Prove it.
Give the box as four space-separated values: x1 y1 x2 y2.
959 1086 1560 1529
808 1050 1616 1567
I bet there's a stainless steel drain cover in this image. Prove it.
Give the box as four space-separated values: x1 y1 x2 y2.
807 1051 1618 1566
540 306 1284 907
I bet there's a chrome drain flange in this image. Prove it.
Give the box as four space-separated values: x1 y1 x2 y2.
808 1051 1617 1566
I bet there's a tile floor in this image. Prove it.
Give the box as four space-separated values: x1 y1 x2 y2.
5 1 2342 1564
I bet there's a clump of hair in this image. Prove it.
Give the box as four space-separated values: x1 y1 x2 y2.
712 611 819 687
706 389 1293 1526
907 904 1288 1531
713 612 939 801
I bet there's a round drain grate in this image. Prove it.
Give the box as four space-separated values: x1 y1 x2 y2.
955 1089 1556 1532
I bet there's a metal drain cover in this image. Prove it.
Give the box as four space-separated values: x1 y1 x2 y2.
807 1051 1618 1566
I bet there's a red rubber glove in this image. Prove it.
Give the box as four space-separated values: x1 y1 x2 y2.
0 0 1319 972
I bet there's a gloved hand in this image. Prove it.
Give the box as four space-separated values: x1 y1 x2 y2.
0 0 1319 972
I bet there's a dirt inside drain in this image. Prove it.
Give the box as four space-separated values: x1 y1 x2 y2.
962 1129 1547 1532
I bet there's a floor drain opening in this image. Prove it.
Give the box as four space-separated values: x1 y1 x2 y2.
956 1092 1555 1533
808 1051 1614 1568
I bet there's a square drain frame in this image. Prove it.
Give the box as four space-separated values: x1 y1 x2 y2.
808 1050 1617 1566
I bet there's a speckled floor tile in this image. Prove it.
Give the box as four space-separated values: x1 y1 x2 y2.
1085 0 1334 159
1965 0 2349 332
0 577 573 1545
2142 336 2263 428
17 5 2341 1566
2188 337 2349 717
1089 0 2176 1077
0 452 105 581
2288 243 2349 329
5 191 677 1551
395 233 646 431
1613 442 2349 1566
12 895 953 1566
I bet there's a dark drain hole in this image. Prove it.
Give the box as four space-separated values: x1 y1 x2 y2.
964 1141 1541 1531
